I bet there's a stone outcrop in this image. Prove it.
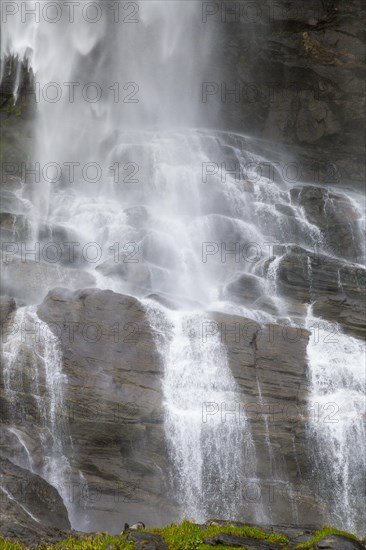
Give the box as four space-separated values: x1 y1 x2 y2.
0 295 16 325
13 287 175 531
1 253 96 303
209 311 323 525
290 185 363 262
219 0 365 189
0 457 71 545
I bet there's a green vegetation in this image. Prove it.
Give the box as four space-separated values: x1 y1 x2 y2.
295 525 359 549
0 521 288 549
0 522 363 550
149 520 288 549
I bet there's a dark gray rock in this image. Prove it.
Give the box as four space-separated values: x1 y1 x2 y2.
128 531 168 549
0 456 72 546
35 288 175 530
220 0 365 189
290 185 363 262
0 295 16 324
0 457 70 531
315 534 366 549
222 273 264 304
209 311 324 526
0 490 70 547
0 212 32 241
312 295 365 339
204 532 281 548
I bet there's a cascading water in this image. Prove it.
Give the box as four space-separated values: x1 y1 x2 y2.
306 307 366 533
1 306 77 523
1 0 365 536
147 304 265 523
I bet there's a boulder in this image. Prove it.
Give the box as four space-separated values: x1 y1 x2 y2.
290 185 363 262
258 247 366 335
204 532 281 548
0 457 70 531
0 212 32 241
128 531 168 549
0 457 71 546
312 295 365 339
0 295 16 324
0 253 96 304
314 534 366 549
222 273 265 304
96 254 151 289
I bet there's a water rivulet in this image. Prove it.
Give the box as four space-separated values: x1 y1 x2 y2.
1 0 365 536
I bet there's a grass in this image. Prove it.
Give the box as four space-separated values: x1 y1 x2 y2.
0 522 362 549
295 525 359 549
149 520 289 549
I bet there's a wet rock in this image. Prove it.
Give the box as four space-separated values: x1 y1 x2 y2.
0 490 70 547
0 456 72 546
312 295 365 339
209 310 323 526
1 253 96 303
0 457 70 531
96 254 151 289
252 295 279 316
0 190 32 216
128 531 168 549
222 273 264 304
124 205 151 228
0 212 32 241
272 247 365 304
35 288 174 530
0 295 16 324
37 223 85 267
314 534 366 549
290 185 363 261
296 98 340 143
204 532 281 548
222 1 365 188
272 245 366 330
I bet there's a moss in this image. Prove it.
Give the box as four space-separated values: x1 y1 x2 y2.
0 522 288 549
0 533 134 550
149 520 289 549
2 522 362 550
295 525 359 549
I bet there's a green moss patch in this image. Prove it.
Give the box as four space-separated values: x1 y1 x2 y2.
295 525 359 549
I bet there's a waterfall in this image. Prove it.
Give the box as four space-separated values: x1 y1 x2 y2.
1 0 365 536
147 304 264 523
1 306 77 524
306 307 366 534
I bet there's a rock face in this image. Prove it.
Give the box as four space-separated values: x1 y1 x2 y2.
1 286 327 533
1 253 96 304
0 457 70 545
13 288 175 531
209 311 324 526
219 0 365 189
314 535 366 549
252 246 366 339
0 295 16 325
290 185 363 262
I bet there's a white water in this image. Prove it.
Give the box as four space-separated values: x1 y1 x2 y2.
2 307 76 523
306 307 366 533
1 0 365 535
147 304 264 522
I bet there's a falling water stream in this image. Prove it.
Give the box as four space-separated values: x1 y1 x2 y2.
1 0 365 536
